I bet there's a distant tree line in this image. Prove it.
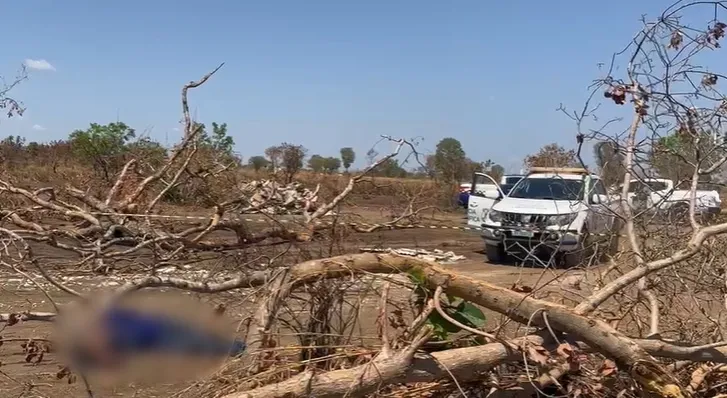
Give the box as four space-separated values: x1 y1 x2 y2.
0 129 503 186
0 121 240 181
8 122 686 190
253 137 511 184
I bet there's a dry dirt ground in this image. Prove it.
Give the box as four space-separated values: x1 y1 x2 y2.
0 201 599 397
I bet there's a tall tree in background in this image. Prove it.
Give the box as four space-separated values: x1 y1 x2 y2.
194 122 240 166
462 158 487 178
248 155 269 172
593 140 625 187
434 137 467 182
323 157 341 173
340 147 355 172
280 143 307 183
524 143 579 169
308 154 326 172
458 158 505 182
460 158 492 180
126 137 167 168
265 145 283 172
489 164 505 181
207 123 236 161
650 130 722 184
372 158 408 178
68 122 136 181
422 155 436 178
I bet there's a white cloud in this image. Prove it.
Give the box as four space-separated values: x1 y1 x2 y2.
172 127 180 132
32 124 46 131
24 59 56 71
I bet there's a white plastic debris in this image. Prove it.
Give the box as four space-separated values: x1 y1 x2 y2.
359 247 466 263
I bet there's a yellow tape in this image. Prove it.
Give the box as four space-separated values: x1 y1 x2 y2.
42 211 628 238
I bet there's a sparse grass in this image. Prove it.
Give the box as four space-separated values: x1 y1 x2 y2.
0 160 458 211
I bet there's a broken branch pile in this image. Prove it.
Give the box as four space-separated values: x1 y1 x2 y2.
359 247 467 263
235 180 319 215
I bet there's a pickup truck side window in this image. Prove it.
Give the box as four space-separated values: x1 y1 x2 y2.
591 179 608 195
500 183 515 196
628 181 668 192
503 176 523 185
677 181 717 190
471 174 496 197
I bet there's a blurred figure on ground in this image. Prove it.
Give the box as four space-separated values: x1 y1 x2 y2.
55 290 245 386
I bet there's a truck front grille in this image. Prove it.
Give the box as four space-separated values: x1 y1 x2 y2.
502 212 548 228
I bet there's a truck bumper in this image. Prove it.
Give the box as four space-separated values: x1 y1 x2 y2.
704 206 721 215
481 225 583 252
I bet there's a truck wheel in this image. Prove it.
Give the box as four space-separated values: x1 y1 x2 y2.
603 218 622 260
700 210 718 225
561 250 586 268
561 227 592 268
667 203 689 225
485 244 505 264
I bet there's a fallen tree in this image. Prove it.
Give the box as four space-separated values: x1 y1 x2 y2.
118 252 718 397
2 246 721 397
6 3 727 397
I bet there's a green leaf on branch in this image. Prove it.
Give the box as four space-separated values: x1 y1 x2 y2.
425 300 487 340
452 301 486 328
426 310 462 340
406 268 427 286
446 294 464 307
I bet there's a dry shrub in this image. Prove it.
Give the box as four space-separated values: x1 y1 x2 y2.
239 169 454 209
0 155 456 210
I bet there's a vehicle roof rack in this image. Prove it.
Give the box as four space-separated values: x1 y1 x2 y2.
528 167 589 175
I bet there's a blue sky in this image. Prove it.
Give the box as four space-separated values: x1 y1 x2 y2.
1 0 678 171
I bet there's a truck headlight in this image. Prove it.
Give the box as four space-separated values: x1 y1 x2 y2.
548 213 578 227
488 210 503 223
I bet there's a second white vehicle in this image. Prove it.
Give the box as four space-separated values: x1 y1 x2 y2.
614 178 721 222
478 167 620 268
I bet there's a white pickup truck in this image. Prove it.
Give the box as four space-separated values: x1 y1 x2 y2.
614 178 721 221
472 167 619 268
466 174 523 227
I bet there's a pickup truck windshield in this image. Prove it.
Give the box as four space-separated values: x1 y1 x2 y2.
508 178 584 201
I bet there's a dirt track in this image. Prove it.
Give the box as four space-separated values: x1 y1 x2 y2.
0 206 586 397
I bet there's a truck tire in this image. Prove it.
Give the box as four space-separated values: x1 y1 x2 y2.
602 218 622 260
667 202 689 225
702 212 717 224
485 244 505 264
561 227 591 268
561 250 586 269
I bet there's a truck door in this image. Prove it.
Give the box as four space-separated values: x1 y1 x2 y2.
647 179 673 210
587 178 611 234
467 173 502 229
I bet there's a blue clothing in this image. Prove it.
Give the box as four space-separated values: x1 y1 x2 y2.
458 191 469 207
102 307 246 357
